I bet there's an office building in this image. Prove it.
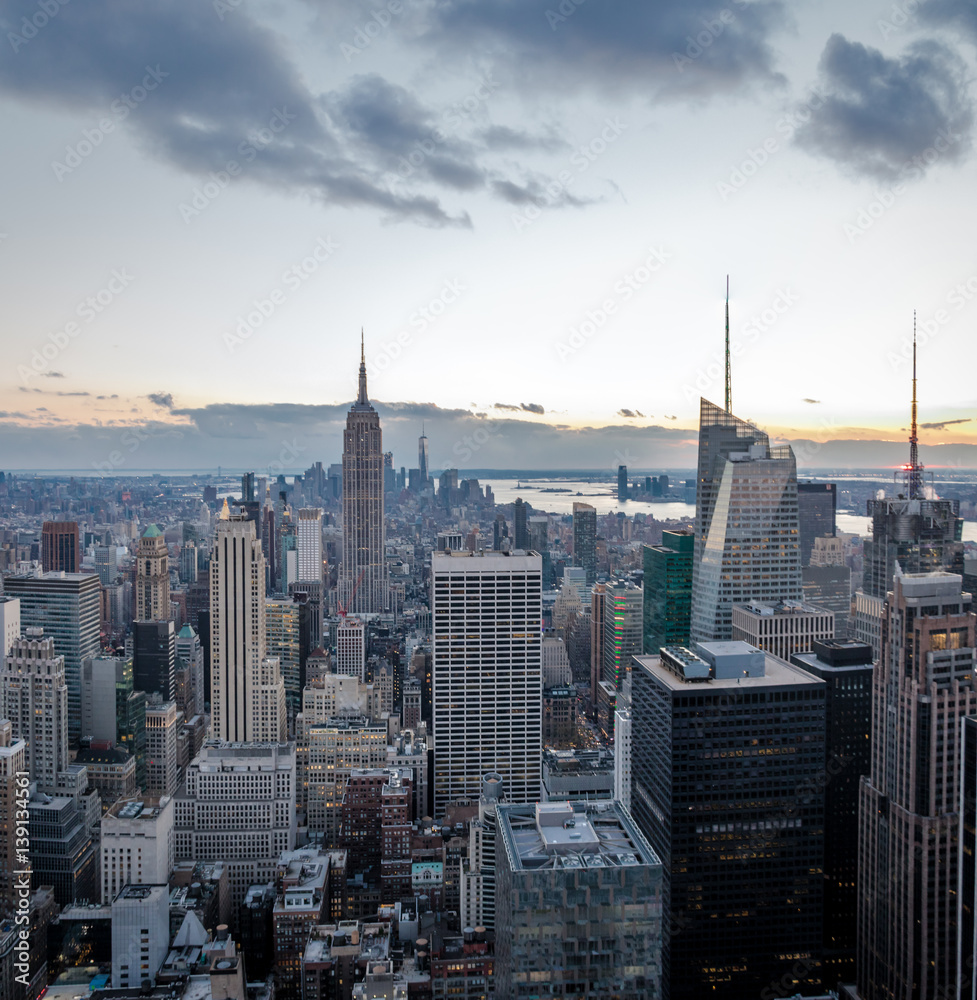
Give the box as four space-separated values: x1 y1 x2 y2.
572 502 597 586
731 599 834 662
136 525 170 621
432 550 543 814
210 510 286 743
690 398 801 643
961 715 977 1000
1 629 67 794
266 598 305 721
495 800 662 999
336 617 366 681
418 428 429 487
28 792 97 905
0 721 26 909
296 508 324 585
174 741 297 909
175 623 205 721
101 795 175 904
178 541 197 584
339 337 388 615
631 642 826 999
791 639 874 985
614 706 631 809
590 583 606 719
858 573 976 1000
617 464 628 501
133 619 176 702
111 884 170 988
540 747 615 803
803 539 852 640
0 597 19 658
798 482 837 566
512 498 529 550
643 530 694 654
145 698 179 798
5 571 100 743
42 521 80 573
602 583 643 690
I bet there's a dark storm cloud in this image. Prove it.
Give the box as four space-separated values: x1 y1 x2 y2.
383 0 787 98
0 1 575 227
919 0 977 41
148 392 174 409
793 35 973 181
520 403 545 414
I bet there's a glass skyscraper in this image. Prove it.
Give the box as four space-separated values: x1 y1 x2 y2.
643 530 693 654
690 398 801 643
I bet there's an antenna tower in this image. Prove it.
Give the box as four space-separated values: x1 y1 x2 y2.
724 275 732 413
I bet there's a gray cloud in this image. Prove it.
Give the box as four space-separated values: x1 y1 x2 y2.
920 417 971 430
148 392 175 409
0 1 575 228
802 398 821 404
919 0 977 41
521 402 545 414
794 34 973 181
493 402 521 411
617 408 646 418
384 0 787 99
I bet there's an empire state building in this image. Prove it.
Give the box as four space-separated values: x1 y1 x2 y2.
339 335 388 614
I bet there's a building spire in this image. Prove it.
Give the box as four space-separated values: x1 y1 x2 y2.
724 275 732 413
358 328 369 405
908 312 923 499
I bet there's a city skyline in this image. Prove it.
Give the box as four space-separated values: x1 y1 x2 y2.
2 0 976 471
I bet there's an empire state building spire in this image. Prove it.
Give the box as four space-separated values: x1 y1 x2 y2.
358 328 369 406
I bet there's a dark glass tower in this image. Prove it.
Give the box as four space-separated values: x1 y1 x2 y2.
572 502 597 586
132 619 176 701
798 482 837 566
631 643 825 1000
513 497 529 550
791 639 874 986
643 530 693 653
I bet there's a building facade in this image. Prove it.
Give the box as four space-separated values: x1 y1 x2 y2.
643 530 694 654
135 524 170 621
432 550 543 814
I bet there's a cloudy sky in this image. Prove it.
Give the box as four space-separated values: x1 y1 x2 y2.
2 0 976 474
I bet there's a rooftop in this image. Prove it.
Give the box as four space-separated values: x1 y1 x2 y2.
637 648 825 692
497 800 659 873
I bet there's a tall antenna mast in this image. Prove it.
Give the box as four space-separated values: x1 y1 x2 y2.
724 275 732 413
908 312 923 499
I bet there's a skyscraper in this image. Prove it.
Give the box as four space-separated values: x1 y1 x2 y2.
632 642 825 1000
572 502 597 586
418 426 429 487
1 628 68 794
132 619 176 702
42 521 80 573
339 336 388 615
512 497 529 550
602 583 643 690
690 398 801 643
617 464 628 502
135 524 170 621
798 482 837 566
643 530 694 654
858 572 976 1000
296 508 324 585
209 509 286 743
5 571 100 744
432 550 542 814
